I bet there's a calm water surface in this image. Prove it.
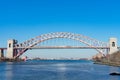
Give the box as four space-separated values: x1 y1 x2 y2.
0 60 120 80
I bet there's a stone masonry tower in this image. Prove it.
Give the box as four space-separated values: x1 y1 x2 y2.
6 39 17 59
109 38 118 54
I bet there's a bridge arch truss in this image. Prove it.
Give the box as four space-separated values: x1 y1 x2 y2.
14 32 108 58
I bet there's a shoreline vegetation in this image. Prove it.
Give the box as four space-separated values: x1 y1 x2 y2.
0 58 24 62
93 51 120 67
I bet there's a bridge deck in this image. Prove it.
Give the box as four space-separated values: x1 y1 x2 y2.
0 48 7 50
1 46 120 50
15 46 110 49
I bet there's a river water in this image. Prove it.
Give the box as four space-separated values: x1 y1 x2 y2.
0 60 120 80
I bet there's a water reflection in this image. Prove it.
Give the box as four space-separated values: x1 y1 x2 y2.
56 63 67 80
56 63 67 72
5 62 13 80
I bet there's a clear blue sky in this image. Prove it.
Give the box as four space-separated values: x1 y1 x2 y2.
0 0 120 58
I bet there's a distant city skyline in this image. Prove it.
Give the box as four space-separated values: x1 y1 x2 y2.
0 0 120 58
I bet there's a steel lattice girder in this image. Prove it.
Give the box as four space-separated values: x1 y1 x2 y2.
14 32 108 58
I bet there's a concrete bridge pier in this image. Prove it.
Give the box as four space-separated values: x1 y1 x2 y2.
0 49 4 58
6 39 17 59
109 38 118 54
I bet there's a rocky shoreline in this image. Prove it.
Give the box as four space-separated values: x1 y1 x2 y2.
93 50 120 67
94 61 120 67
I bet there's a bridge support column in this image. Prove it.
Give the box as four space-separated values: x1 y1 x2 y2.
109 38 118 54
6 39 17 59
0 49 4 58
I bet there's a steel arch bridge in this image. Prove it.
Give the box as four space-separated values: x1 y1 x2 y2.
13 32 108 58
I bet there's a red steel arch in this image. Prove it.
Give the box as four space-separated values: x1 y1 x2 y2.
14 32 108 58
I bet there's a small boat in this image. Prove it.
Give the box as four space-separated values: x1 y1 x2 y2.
110 72 120 75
